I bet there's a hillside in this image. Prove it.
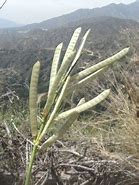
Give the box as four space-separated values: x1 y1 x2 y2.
1 4 139 185
0 16 139 99
0 17 139 53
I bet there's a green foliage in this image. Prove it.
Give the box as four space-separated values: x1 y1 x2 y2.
25 27 129 185
29 61 40 137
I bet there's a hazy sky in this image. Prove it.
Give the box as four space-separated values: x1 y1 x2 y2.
0 0 136 24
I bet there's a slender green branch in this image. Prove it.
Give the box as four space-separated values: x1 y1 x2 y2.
24 144 38 185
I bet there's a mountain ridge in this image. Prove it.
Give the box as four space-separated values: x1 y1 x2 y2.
17 0 139 31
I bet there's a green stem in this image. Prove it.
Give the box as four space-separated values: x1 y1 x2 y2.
24 144 38 185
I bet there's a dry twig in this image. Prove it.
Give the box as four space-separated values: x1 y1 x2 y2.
0 0 7 9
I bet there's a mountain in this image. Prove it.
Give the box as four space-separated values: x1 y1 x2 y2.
0 17 139 88
0 18 21 28
1 17 139 53
19 0 139 31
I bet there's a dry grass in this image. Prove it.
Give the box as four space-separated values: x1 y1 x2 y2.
1 63 139 184
66 64 139 171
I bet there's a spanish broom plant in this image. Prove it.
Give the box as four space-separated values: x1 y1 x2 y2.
24 27 129 185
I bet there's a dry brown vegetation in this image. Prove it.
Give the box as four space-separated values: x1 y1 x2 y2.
1 60 139 185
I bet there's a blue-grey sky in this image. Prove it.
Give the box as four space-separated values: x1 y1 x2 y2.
0 0 136 24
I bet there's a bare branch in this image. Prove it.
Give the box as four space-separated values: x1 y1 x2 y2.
0 0 7 9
